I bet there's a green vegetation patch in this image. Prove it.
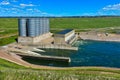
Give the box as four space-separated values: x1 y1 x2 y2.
0 36 17 46
1 58 120 80
50 17 120 29
0 29 18 36
0 18 18 28
1 68 120 80
0 58 25 69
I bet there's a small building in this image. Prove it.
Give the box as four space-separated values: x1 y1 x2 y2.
54 29 77 44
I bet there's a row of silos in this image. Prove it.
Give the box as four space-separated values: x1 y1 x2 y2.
18 18 50 37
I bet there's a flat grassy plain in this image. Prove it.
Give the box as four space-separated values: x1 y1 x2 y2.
0 18 17 28
50 17 120 29
0 17 120 34
0 17 120 46
1 58 120 80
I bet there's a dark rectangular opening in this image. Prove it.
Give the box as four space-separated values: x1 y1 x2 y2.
26 19 29 36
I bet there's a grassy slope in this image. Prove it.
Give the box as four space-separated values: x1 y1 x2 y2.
0 18 18 46
1 58 120 80
0 36 17 46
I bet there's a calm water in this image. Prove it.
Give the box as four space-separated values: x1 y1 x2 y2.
22 40 120 68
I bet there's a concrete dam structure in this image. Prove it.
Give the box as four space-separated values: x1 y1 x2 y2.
18 18 52 44
18 17 77 45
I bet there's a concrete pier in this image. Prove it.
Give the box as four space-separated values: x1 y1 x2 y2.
37 44 78 51
18 54 71 62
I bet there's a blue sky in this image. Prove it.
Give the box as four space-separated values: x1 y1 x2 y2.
0 0 120 16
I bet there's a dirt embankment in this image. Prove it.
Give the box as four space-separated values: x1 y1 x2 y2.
0 49 62 69
0 50 31 67
79 32 120 42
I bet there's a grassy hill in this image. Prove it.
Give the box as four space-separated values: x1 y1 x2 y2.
1 58 120 80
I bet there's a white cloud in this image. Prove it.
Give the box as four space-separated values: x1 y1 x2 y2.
96 3 120 16
20 3 35 7
0 1 10 5
102 3 120 11
0 1 49 16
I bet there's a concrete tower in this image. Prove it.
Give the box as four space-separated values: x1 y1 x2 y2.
18 18 27 37
18 17 52 44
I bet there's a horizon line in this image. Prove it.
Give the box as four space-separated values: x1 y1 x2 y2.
0 15 120 18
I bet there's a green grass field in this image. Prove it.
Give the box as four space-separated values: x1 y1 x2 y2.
0 17 120 30
0 18 18 28
0 18 18 46
0 58 25 69
1 58 120 80
50 17 120 29
0 36 17 46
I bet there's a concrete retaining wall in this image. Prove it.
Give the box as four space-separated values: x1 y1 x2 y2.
18 32 52 44
37 44 78 51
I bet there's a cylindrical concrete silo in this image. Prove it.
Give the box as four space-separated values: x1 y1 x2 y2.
42 18 45 34
35 18 39 36
47 18 50 33
40 18 43 34
28 18 36 37
44 18 47 33
43 18 46 34
45 18 49 33
38 18 40 35
18 18 27 37
43 18 49 33
39 18 43 35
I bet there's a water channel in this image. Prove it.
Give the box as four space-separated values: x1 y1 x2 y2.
22 40 120 68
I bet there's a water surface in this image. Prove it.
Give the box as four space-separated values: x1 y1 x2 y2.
22 40 120 68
